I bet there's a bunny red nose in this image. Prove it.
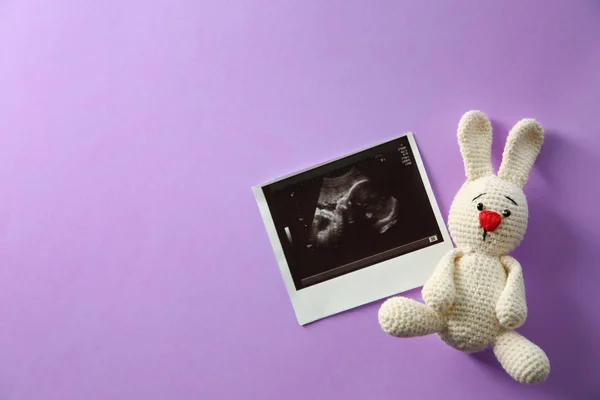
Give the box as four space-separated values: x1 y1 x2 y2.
479 211 501 231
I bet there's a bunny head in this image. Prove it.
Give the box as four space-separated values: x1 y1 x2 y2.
447 111 544 256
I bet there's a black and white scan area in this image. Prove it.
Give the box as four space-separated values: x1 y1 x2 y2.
262 136 444 290
308 167 398 247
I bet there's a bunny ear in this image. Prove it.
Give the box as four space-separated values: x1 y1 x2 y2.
498 118 544 187
457 110 494 181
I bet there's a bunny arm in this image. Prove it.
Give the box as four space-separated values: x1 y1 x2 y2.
496 256 528 329
422 248 463 312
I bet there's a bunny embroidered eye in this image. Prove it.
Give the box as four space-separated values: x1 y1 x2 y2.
502 209 511 217
504 195 518 206
476 202 484 211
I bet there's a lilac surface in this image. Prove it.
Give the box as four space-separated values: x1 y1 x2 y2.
0 1 599 399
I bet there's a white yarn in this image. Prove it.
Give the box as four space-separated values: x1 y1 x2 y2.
378 110 550 385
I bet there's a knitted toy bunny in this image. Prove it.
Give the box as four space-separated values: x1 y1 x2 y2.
378 110 550 384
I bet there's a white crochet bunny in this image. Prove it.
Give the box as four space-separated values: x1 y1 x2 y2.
378 110 550 384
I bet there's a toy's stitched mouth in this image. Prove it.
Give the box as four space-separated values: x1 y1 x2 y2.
482 229 487 241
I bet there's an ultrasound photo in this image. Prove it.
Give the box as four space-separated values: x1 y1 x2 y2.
259 135 444 291
308 167 398 247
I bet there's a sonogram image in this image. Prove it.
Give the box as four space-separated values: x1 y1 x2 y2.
261 135 443 290
308 167 398 247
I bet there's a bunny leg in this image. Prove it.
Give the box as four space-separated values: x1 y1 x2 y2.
493 330 550 384
378 297 445 338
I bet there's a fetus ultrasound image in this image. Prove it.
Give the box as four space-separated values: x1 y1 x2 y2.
262 136 443 290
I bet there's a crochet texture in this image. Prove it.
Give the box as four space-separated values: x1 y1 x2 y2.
378 111 550 385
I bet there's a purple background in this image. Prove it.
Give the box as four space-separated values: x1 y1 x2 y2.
0 1 599 399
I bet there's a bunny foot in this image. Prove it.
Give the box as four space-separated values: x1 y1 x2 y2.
493 330 550 384
378 297 445 338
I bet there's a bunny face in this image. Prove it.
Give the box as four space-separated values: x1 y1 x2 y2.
449 175 528 256
448 111 543 256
